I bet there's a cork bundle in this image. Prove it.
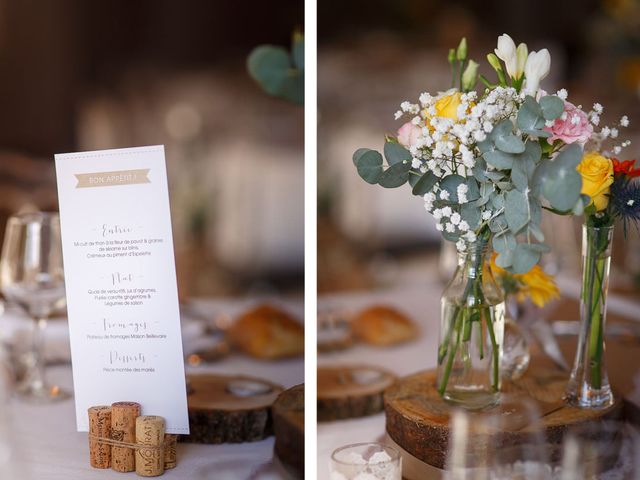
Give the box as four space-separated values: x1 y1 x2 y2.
88 402 178 477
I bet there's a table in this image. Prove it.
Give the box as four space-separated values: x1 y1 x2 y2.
0 297 304 480
317 274 640 479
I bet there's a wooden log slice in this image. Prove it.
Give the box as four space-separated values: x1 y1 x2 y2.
318 365 396 421
273 384 304 479
384 368 623 469
182 373 283 444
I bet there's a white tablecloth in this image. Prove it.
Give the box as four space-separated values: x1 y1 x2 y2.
0 297 304 480
316 276 640 480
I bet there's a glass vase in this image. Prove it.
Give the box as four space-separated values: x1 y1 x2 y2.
436 235 505 410
565 224 614 408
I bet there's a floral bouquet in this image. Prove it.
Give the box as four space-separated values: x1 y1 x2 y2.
566 149 639 406
352 34 631 407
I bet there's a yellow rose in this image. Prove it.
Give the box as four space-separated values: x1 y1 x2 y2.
577 152 614 211
434 92 464 120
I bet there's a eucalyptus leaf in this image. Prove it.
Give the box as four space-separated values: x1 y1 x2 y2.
572 194 591 215
442 230 460 243
492 231 516 254
465 177 480 201
528 222 545 242
484 150 515 169
540 95 564 121
517 96 546 132
492 120 525 154
439 175 465 202
247 45 303 104
511 160 528 192
460 203 481 229
530 197 542 225
292 35 304 69
247 45 291 95
543 169 582 211
473 157 488 182
496 135 526 154
408 168 421 188
495 251 514 268
378 161 411 188
504 189 530 233
489 213 508 233
511 243 541 274
412 171 438 195
356 150 383 184
485 171 505 182
353 148 372 166
521 141 542 168
477 138 495 154
491 192 505 210
554 143 584 169
384 142 412 166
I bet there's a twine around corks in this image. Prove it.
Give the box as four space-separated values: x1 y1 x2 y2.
88 434 170 451
88 403 177 476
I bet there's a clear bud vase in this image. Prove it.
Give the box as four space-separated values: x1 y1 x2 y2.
565 224 615 408
436 234 505 410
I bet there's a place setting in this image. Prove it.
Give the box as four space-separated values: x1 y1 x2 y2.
0 145 304 479
319 31 640 480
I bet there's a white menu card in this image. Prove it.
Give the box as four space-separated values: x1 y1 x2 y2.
55 145 189 434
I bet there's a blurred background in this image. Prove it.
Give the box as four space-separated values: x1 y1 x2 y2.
318 0 640 295
0 0 304 299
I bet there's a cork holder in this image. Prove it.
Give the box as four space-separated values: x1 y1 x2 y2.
88 402 179 476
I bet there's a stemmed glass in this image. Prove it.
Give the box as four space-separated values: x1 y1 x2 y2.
445 395 551 480
0 212 68 402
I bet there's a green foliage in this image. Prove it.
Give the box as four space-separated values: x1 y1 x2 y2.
247 33 304 104
384 142 412 165
378 161 411 188
535 143 583 211
517 96 551 138
352 81 584 274
412 171 438 195
354 150 383 184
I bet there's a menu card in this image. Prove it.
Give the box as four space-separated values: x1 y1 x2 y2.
55 145 189 434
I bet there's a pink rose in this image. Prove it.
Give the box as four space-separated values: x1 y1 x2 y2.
397 122 421 147
544 100 593 145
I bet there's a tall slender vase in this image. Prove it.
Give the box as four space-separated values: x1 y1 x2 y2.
565 224 614 408
436 233 505 410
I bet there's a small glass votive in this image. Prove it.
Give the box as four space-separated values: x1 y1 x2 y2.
330 442 401 480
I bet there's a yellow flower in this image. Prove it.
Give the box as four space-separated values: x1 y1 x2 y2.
490 253 560 307
434 91 464 120
577 152 614 211
516 264 560 307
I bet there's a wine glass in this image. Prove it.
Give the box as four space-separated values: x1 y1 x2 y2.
445 395 551 480
0 212 68 402
559 421 637 479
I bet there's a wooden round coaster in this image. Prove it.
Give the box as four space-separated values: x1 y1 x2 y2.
384 368 623 469
273 384 304 479
183 373 283 444
318 365 396 422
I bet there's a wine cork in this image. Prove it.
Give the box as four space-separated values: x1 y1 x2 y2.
111 401 141 472
135 415 166 477
164 434 178 469
88 406 111 468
